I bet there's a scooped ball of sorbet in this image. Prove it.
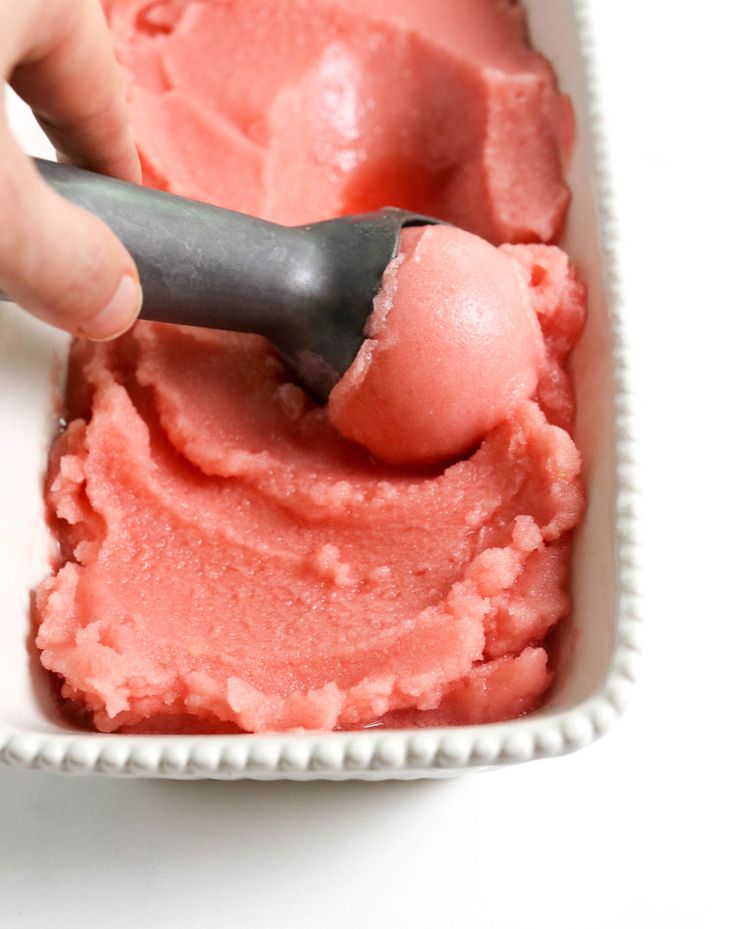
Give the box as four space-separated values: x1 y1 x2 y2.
328 225 545 465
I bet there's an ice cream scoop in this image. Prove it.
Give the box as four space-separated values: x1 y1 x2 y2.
17 159 442 401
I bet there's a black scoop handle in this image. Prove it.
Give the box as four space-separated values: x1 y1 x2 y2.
31 158 322 336
2 159 439 400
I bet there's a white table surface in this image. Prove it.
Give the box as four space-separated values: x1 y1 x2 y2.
2 2 733 926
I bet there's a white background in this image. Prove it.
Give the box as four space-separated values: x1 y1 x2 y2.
1 2 734 926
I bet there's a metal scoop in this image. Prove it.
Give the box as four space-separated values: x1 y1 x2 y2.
27 158 442 401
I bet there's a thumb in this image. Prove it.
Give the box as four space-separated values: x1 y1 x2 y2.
0 132 142 340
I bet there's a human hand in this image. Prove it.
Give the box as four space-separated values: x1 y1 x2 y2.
0 0 142 340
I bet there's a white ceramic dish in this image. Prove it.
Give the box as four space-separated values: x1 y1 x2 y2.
0 0 640 779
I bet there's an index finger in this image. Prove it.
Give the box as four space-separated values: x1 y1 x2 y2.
3 0 140 183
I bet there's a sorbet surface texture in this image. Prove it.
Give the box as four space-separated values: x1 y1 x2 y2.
329 225 546 465
36 0 586 733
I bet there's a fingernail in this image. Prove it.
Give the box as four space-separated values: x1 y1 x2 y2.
80 274 142 341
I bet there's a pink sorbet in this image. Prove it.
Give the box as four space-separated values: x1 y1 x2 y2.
35 0 586 733
329 225 545 465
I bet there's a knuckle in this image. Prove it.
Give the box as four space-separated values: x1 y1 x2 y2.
45 230 121 322
0 172 123 326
